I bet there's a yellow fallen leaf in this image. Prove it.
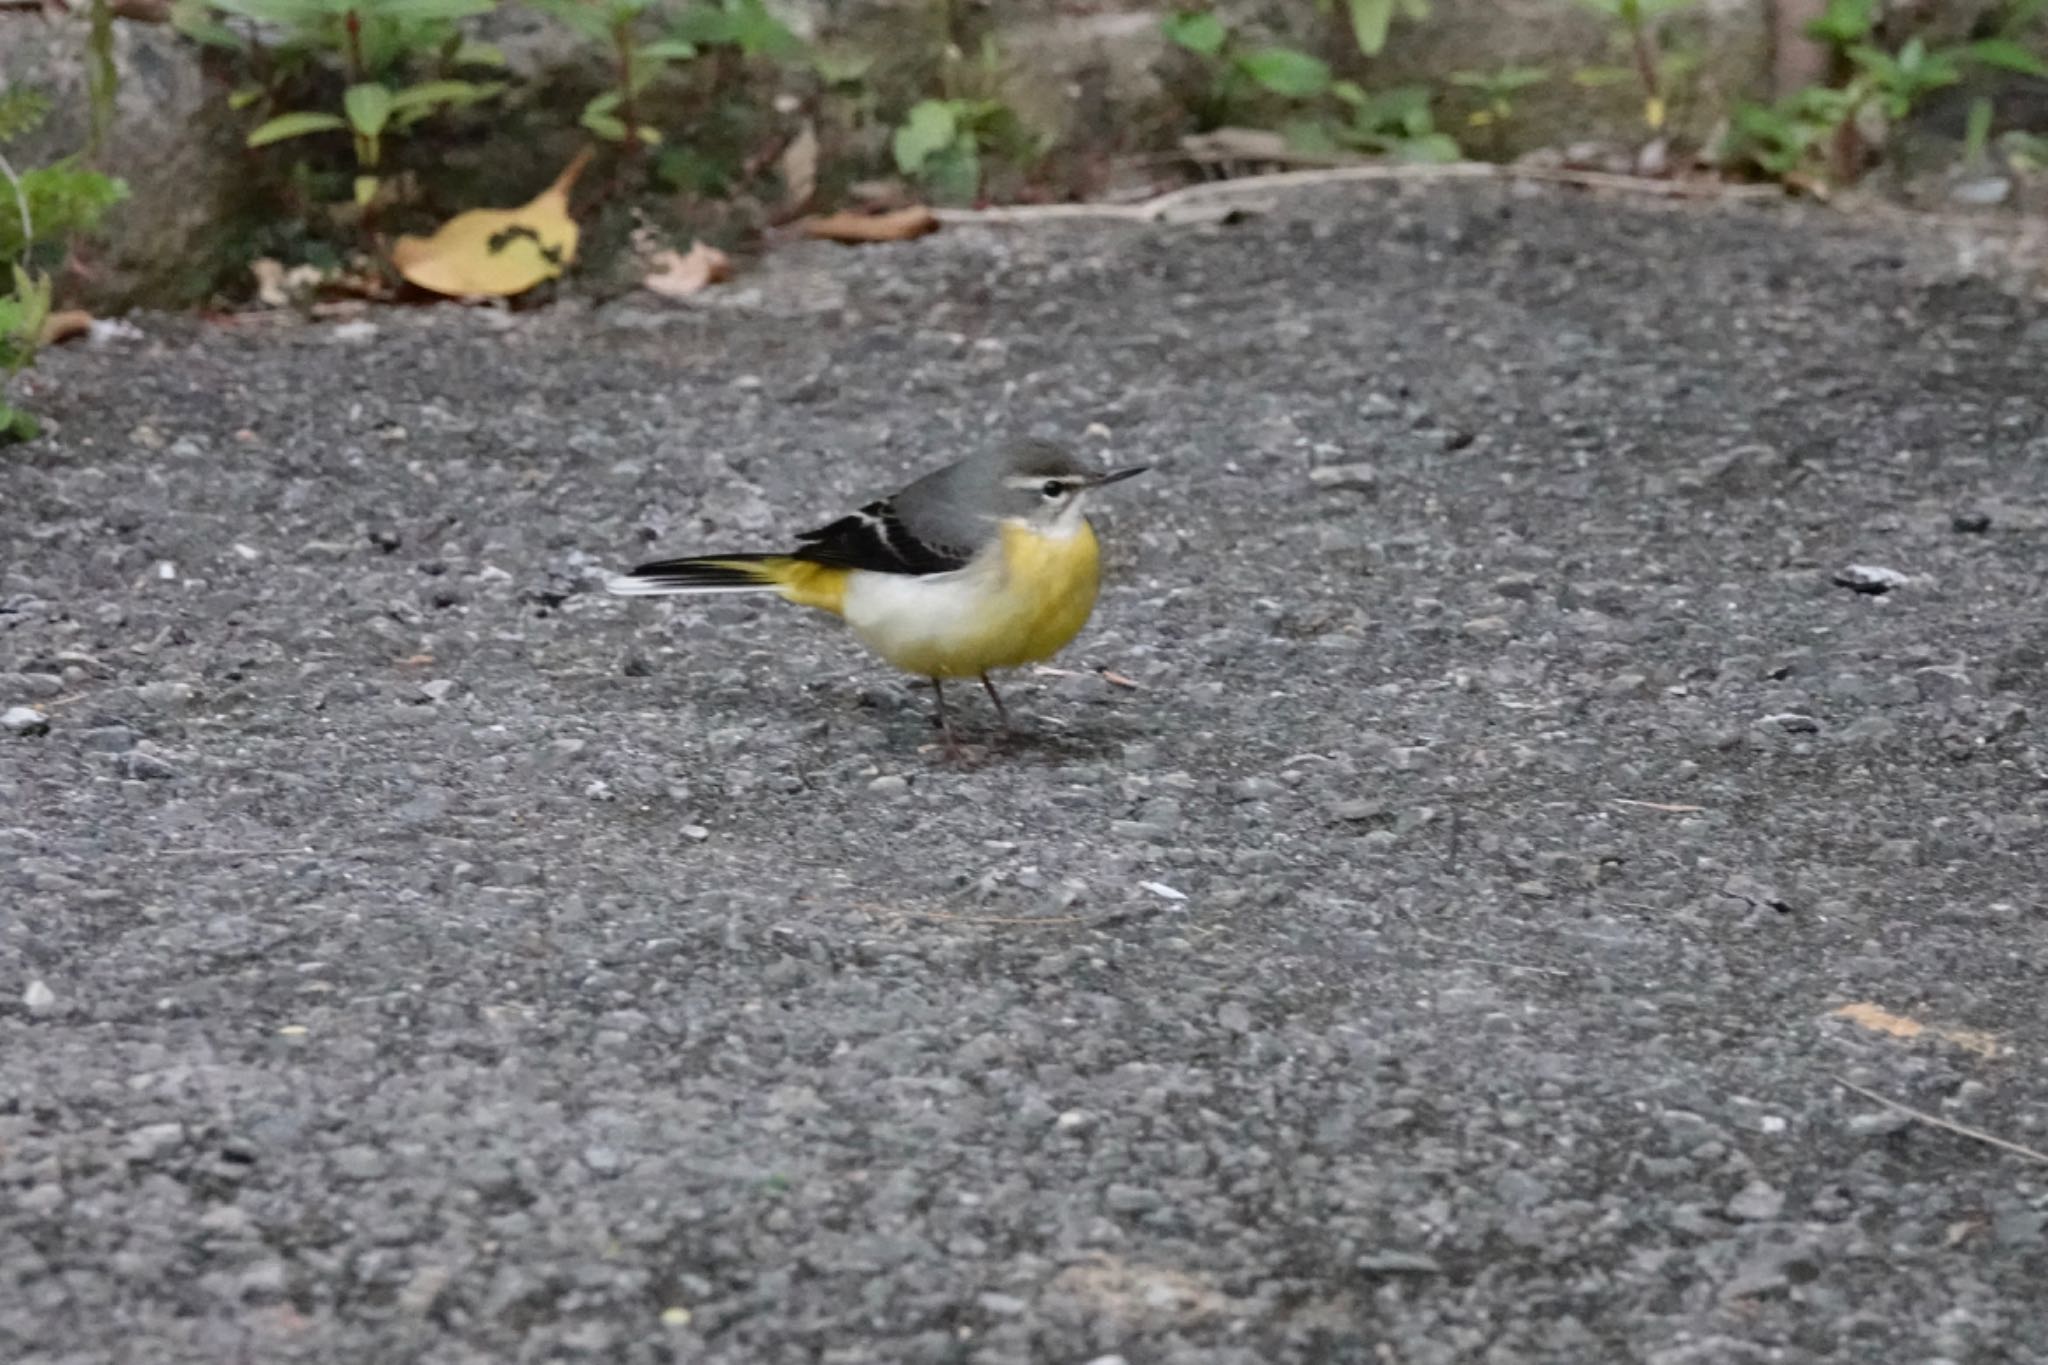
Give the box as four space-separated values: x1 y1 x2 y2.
800 206 940 244
642 240 731 298
1830 1001 2002 1058
391 148 594 298
38 310 93 346
778 121 818 214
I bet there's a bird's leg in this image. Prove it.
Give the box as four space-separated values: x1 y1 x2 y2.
930 677 965 759
980 672 1013 735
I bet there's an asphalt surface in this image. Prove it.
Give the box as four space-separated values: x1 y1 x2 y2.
5 183 2048 1364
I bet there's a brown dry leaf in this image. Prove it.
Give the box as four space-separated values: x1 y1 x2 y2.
641 240 732 298
37 310 93 346
390 148 594 298
801 206 940 244
251 258 327 308
1831 1001 2002 1058
778 120 818 213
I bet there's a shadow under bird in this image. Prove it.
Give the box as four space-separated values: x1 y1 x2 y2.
608 440 1148 752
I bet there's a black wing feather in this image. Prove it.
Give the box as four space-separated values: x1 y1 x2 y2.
791 498 967 575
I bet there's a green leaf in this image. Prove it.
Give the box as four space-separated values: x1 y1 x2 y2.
1341 0 1395 56
1235 47 1331 97
1571 64 1635 86
452 39 507 66
1964 38 2048 78
1806 0 1877 45
810 46 874 84
228 85 265 110
724 0 802 58
0 162 126 261
669 3 735 45
353 174 379 207
245 110 349 147
581 109 628 139
0 89 51 142
637 38 699 59
1396 131 1462 162
385 79 504 113
369 0 497 20
169 0 250 50
0 401 39 445
920 142 980 204
526 0 614 41
1490 65 1549 90
892 99 958 173
203 0 332 23
1162 11 1226 57
344 83 394 137
1964 94 1994 165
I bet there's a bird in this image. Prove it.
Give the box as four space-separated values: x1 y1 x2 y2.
608 439 1148 753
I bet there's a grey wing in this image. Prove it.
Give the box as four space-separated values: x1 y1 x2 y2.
791 498 970 575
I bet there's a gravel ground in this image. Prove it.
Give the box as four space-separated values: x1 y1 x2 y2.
5 183 2048 1364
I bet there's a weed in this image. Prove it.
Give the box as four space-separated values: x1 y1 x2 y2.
1448 64 1549 159
0 90 129 442
1722 0 2047 186
1164 9 1459 162
177 0 508 208
891 37 1044 204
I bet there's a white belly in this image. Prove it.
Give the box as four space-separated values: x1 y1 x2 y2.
842 559 1006 678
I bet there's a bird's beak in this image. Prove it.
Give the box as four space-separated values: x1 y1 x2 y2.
1087 465 1149 488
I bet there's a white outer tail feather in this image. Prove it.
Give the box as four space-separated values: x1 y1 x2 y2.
605 575 782 597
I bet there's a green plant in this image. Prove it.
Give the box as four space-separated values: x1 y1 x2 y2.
633 0 807 195
1448 64 1548 158
0 90 129 443
892 96 1028 203
176 0 507 206
890 36 1045 204
526 0 698 146
1570 0 1694 131
1722 0 2048 186
1164 11 1458 162
1323 83 1459 160
1319 0 1430 57
1164 11 1335 125
668 0 803 60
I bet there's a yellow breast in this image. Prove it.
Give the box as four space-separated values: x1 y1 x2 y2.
993 518 1102 666
837 519 1102 678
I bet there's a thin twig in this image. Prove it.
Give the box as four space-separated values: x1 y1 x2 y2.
1836 1077 2048 1167
1613 798 1708 813
933 162 1784 227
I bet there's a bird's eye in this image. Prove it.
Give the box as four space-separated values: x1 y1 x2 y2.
1040 481 1065 498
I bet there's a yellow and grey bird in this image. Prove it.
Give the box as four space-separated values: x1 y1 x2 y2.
608 439 1147 748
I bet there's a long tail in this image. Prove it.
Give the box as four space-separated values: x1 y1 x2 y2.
606 554 787 597
607 554 847 614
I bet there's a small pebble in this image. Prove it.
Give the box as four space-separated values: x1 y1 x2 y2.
23 979 56 1015
1308 463 1380 494
868 775 910 796
1833 564 1909 595
1726 1179 1786 1222
2 706 48 736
